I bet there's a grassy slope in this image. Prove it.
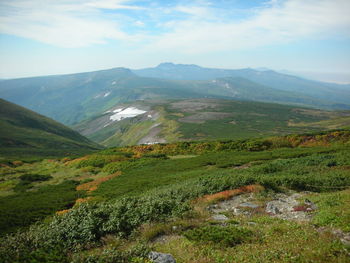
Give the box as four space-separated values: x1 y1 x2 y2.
0 98 101 160
76 99 350 147
0 129 349 262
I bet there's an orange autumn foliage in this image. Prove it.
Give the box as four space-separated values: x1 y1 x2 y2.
75 196 93 205
56 209 70 215
56 197 95 216
198 184 264 203
76 172 121 193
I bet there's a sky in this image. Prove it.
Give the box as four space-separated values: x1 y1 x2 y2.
0 0 350 83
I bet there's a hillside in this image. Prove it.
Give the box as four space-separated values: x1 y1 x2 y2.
1 65 349 127
0 129 349 262
75 98 350 147
0 98 101 159
134 63 350 108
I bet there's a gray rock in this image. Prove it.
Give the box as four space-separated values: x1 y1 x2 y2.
149 251 176 263
304 199 317 210
266 202 280 214
233 207 242 214
239 202 259 209
212 214 229 221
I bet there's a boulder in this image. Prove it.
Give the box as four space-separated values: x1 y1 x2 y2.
266 202 280 214
211 214 229 221
239 202 259 209
149 251 176 263
304 199 317 210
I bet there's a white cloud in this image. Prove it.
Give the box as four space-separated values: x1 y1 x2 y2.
0 0 349 51
149 0 350 54
135 20 145 27
0 0 135 47
85 0 144 10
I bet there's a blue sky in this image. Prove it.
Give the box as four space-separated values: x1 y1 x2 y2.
0 0 349 82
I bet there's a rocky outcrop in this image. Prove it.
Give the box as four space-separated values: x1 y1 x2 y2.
149 251 176 263
208 192 317 222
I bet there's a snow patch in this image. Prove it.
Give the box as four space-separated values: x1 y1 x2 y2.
147 114 152 118
103 92 111 97
110 107 146 121
112 81 116 85
113 108 123 113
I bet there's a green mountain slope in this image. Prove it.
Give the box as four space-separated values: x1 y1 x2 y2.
75 98 350 147
0 66 348 127
0 99 101 158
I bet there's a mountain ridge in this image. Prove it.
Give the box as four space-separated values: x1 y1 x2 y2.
0 98 101 159
0 63 349 128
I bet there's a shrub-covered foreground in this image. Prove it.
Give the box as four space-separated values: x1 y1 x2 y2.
2 149 350 261
0 180 83 236
0 130 350 262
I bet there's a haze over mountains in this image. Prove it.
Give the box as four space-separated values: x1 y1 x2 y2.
0 63 349 130
134 63 350 105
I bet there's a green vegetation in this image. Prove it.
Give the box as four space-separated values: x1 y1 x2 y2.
308 189 350 232
0 180 83 235
0 98 101 160
0 129 349 262
1 64 350 130
183 225 253 247
76 98 350 147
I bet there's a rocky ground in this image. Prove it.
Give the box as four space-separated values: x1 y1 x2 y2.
149 191 350 262
208 191 350 246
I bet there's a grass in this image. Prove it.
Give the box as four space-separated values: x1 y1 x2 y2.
0 129 349 262
153 216 348 263
0 180 84 235
0 98 101 159
307 189 350 232
77 99 350 147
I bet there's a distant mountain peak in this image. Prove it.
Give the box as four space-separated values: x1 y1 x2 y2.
156 62 202 69
157 62 176 68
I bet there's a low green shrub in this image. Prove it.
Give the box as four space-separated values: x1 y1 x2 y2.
102 159 158 174
19 174 52 182
80 166 101 174
13 174 53 192
72 155 130 169
0 180 83 236
183 225 253 247
71 243 149 263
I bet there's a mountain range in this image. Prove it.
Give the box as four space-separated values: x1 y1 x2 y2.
0 63 349 128
134 63 350 105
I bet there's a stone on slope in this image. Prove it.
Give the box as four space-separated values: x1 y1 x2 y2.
149 251 176 263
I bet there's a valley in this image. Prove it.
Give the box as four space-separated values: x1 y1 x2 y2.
0 64 349 263
2 1 350 262
75 98 350 147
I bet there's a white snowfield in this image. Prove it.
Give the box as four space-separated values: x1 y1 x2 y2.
110 107 147 121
